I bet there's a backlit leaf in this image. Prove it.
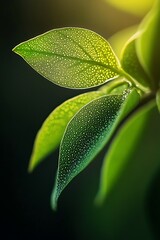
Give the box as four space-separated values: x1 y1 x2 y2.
121 36 151 89
13 28 120 89
29 91 105 172
96 99 155 205
136 1 160 86
51 89 140 210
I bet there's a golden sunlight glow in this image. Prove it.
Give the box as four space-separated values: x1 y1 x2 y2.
105 0 154 16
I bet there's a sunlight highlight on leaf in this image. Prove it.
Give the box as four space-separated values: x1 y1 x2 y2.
13 28 120 89
51 89 140 210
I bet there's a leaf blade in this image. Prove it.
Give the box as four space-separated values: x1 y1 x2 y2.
136 1 160 87
96 99 156 205
13 28 120 89
121 35 151 89
51 89 140 210
29 91 104 172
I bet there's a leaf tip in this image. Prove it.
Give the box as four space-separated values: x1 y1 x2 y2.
12 42 27 57
94 192 104 207
28 160 34 173
12 45 21 55
28 155 37 173
51 187 59 211
12 46 16 53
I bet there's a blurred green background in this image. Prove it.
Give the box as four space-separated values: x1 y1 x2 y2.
2 0 160 239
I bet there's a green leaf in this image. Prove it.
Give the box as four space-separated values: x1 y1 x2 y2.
121 36 151 89
51 89 140 210
29 91 105 172
95 99 156 205
156 88 160 112
136 1 160 87
13 28 120 89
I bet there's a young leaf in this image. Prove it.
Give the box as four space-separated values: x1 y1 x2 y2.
121 36 151 89
156 89 160 112
136 1 160 87
51 89 140 210
29 91 105 172
95 99 156 205
13 28 120 89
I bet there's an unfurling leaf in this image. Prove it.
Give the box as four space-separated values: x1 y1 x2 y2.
51 89 140 210
121 36 151 89
29 91 105 172
13 28 120 89
96 99 155 205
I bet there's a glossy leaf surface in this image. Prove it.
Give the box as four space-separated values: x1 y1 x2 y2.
51 89 140 209
13 28 120 89
29 91 104 172
96 99 155 204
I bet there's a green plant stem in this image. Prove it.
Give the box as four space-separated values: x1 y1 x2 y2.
100 78 130 94
119 68 150 94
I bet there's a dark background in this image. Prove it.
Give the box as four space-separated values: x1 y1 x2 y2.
1 0 160 239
